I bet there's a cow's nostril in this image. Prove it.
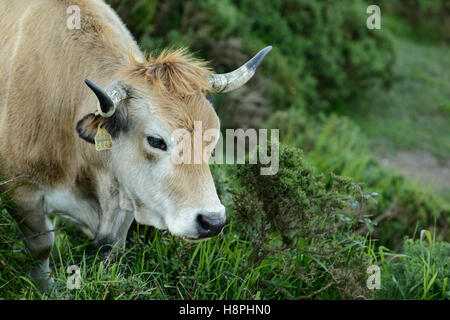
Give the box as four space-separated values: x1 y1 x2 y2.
197 214 212 230
196 214 226 238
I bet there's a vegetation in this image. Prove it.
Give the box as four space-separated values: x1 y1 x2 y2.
1 0 448 300
1 145 376 300
336 36 450 160
108 0 395 115
377 234 450 300
266 111 450 250
379 0 450 45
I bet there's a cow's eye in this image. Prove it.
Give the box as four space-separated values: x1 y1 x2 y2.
147 136 167 151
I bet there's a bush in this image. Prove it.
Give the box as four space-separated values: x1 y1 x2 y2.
266 110 450 249
379 0 450 44
224 143 375 299
107 0 395 117
377 237 450 299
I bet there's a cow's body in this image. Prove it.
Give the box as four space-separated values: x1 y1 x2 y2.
0 0 147 287
1 0 141 182
0 0 270 289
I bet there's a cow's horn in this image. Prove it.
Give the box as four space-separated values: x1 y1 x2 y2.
209 46 272 93
85 79 115 118
85 79 128 118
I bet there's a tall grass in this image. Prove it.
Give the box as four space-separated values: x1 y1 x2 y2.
0 213 263 300
377 230 450 300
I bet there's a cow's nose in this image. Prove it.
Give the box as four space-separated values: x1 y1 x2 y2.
196 212 226 238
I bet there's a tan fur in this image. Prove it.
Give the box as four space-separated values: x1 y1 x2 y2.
0 0 141 185
0 0 217 189
121 48 213 96
0 1 228 287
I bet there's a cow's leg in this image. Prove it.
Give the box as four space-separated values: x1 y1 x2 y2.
24 215 55 291
9 186 55 291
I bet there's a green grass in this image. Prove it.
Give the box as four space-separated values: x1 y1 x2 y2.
335 36 450 160
0 215 376 300
377 230 450 300
3 204 446 300
0 213 262 300
2 205 448 300
0 149 380 301
0 156 379 301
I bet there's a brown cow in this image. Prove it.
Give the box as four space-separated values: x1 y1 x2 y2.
0 0 270 289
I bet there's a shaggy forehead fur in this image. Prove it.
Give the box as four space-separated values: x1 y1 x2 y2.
120 49 219 133
122 48 213 96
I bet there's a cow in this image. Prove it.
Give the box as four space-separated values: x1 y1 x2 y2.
0 0 270 289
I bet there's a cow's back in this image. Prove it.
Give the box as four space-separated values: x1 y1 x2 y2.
0 0 142 185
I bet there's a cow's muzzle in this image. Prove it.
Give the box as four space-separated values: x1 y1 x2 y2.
195 211 226 239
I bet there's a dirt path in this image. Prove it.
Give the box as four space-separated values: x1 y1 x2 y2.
378 149 450 193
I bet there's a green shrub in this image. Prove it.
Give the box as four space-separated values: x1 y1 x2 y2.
107 0 395 115
379 0 450 44
225 143 374 299
377 237 450 299
266 110 450 249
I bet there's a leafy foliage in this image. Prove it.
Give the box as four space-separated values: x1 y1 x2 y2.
379 0 450 44
378 237 450 299
107 0 395 116
227 143 374 299
266 110 450 249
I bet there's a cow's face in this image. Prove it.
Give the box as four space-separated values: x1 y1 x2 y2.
77 47 271 241
112 88 225 241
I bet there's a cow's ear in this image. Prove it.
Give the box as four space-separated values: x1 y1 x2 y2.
76 107 128 144
76 113 101 144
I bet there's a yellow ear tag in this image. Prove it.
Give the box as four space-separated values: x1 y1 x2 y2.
95 123 112 151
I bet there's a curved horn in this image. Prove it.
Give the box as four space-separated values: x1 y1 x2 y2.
85 79 115 118
209 46 272 93
85 79 129 118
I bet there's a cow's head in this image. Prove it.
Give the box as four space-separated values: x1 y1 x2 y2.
76 47 271 241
